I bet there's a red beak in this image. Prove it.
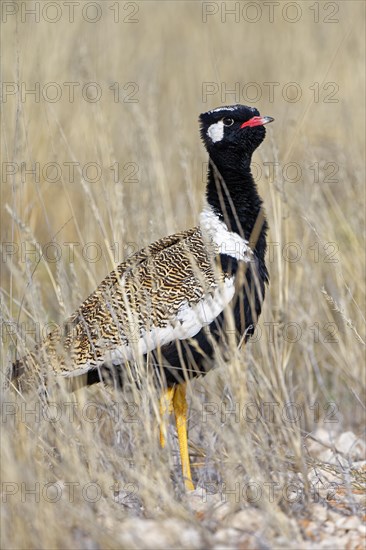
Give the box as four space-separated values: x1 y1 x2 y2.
241 116 274 129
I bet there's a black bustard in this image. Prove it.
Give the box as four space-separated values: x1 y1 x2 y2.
11 104 274 490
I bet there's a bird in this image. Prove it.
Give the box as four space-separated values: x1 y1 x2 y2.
10 104 274 490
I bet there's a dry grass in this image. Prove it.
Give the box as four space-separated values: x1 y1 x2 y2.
1 1 365 548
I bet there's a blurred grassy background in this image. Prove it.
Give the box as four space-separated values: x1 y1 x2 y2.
1 1 365 548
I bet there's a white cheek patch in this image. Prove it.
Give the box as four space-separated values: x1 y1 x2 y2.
207 120 224 143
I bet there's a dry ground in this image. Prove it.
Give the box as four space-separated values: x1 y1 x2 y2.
1 1 365 549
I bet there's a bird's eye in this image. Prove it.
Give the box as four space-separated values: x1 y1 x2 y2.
222 117 234 127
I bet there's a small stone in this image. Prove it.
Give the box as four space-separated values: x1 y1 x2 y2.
186 488 216 514
335 515 361 531
229 508 265 532
308 466 342 487
306 429 337 458
117 518 203 549
319 449 349 466
301 520 319 539
351 460 366 469
186 489 232 523
350 490 366 506
237 532 271 550
327 510 342 522
72 528 101 550
211 502 232 522
322 521 335 535
316 535 344 549
335 432 366 460
213 527 241 545
311 503 327 523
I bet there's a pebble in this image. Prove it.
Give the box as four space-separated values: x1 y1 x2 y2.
213 527 242 545
335 515 361 531
327 509 342 522
186 488 215 515
322 521 335 535
311 503 328 523
349 491 366 506
319 450 349 466
186 488 232 523
351 460 366 469
228 508 265 532
312 430 366 465
211 502 232 522
315 535 345 549
117 519 203 549
308 466 342 486
335 432 366 460
306 428 337 457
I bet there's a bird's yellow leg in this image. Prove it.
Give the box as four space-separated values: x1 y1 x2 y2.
159 386 175 448
173 383 194 491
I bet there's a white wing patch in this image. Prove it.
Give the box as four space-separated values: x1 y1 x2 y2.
207 120 224 143
63 278 235 375
176 277 235 336
199 204 253 262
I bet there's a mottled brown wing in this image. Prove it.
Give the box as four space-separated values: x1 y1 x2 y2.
30 227 222 376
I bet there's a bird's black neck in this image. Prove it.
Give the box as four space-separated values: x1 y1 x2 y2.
205 152 268 256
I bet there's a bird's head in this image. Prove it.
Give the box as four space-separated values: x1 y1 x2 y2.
199 104 274 160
